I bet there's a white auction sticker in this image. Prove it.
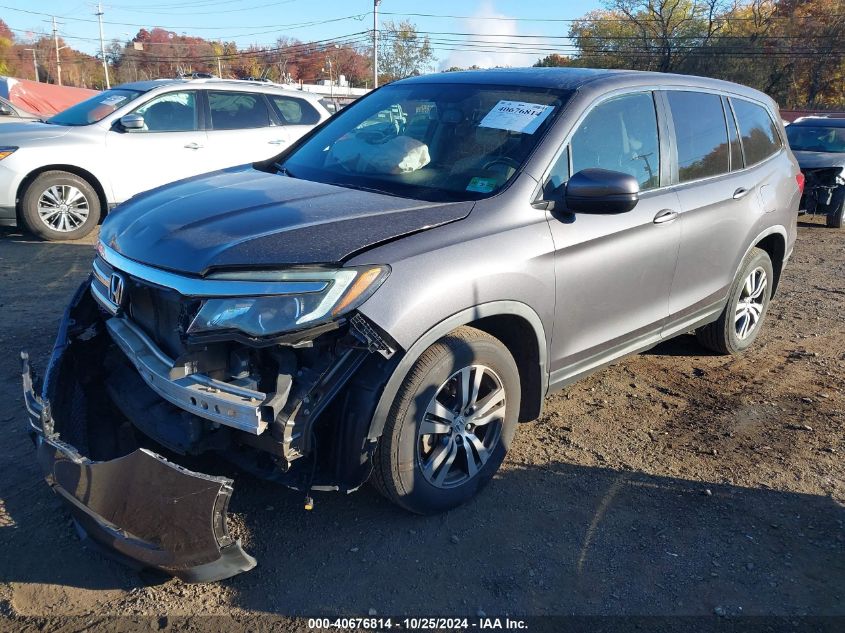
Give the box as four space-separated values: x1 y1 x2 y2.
478 100 554 134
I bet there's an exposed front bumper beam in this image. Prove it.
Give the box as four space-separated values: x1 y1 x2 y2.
20 281 256 582
105 316 269 435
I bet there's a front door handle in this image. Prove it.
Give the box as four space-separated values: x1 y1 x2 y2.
184 142 204 149
268 139 287 145
653 209 678 224
733 187 751 199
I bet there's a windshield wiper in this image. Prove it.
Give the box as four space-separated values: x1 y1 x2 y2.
324 182 401 197
274 163 296 178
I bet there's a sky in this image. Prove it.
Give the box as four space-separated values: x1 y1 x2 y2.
0 0 605 69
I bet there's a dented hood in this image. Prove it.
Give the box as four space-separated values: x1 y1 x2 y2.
100 165 473 275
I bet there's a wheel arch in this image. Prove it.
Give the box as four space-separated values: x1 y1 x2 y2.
748 226 787 297
16 165 110 225
365 301 548 442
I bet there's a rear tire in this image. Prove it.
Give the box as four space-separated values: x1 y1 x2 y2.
826 189 845 228
371 326 520 514
696 247 774 355
21 170 101 241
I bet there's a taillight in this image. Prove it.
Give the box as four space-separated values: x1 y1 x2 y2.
796 172 805 194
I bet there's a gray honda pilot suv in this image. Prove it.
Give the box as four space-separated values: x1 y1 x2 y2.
22 68 800 582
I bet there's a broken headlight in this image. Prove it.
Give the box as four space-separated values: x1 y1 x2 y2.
187 266 389 338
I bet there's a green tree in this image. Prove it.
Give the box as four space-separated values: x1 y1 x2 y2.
378 20 435 83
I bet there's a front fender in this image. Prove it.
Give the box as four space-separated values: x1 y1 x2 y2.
364 301 548 442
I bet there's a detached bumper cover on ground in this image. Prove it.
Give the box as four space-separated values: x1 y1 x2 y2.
20 283 256 582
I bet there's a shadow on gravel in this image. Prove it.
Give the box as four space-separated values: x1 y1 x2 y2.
796 220 832 230
643 333 719 358
217 461 843 617
4 447 843 616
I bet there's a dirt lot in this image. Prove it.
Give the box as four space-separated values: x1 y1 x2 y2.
0 217 842 630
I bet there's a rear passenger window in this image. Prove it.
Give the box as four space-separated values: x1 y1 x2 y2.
269 96 321 125
731 98 782 165
667 91 729 182
208 91 270 130
570 92 660 190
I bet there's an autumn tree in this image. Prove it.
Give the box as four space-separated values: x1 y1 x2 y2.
561 0 844 108
569 0 728 72
785 0 845 107
533 54 573 67
0 20 14 75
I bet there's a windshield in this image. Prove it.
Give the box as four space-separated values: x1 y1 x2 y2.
47 89 144 126
787 125 845 153
280 83 572 202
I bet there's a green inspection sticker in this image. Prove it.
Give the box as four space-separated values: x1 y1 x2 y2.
466 177 498 193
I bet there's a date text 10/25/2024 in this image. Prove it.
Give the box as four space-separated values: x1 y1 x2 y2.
306 617 529 630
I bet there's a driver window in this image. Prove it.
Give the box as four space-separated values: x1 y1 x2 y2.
570 92 660 190
132 91 197 132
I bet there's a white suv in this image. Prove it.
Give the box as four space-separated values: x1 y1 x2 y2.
0 78 331 240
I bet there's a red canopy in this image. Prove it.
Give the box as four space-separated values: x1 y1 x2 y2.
0 76 99 116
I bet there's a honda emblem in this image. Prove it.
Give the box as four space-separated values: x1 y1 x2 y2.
109 272 126 307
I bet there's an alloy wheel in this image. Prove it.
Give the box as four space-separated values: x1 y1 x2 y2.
37 185 90 233
417 364 506 489
734 266 767 340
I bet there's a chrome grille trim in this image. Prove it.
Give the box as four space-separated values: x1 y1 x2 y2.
97 243 330 297
91 279 119 315
92 256 112 288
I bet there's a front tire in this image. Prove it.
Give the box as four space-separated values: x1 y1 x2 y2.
21 170 101 241
371 326 520 514
696 247 774 355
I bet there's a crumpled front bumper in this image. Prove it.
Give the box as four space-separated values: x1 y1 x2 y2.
20 281 256 582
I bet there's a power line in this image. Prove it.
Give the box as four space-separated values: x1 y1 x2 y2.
379 9 845 23
108 0 262 9
0 4 368 31
107 0 303 16
110 32 371 63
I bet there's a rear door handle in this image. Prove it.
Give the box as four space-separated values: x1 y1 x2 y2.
733 187 750 199
653 209 678 224
184 142 204 149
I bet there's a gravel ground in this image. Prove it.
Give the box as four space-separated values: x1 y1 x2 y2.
0 217 842 631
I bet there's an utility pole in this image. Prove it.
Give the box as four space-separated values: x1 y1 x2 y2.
25 48 39 82
52 16 62 86
95 3 110 89
373 0 380 89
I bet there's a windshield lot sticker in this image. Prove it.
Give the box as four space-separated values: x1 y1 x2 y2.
479 100 554 134
466 177 498 193
100 95 127 106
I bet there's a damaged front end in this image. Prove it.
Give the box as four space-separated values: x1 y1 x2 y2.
21 248 397 582
799 167 845 216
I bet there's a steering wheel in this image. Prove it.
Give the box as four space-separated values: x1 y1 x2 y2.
482 157 521 172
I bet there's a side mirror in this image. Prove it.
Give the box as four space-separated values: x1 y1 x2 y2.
119 113 145 130
0 104 13 116
565 168 640 214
